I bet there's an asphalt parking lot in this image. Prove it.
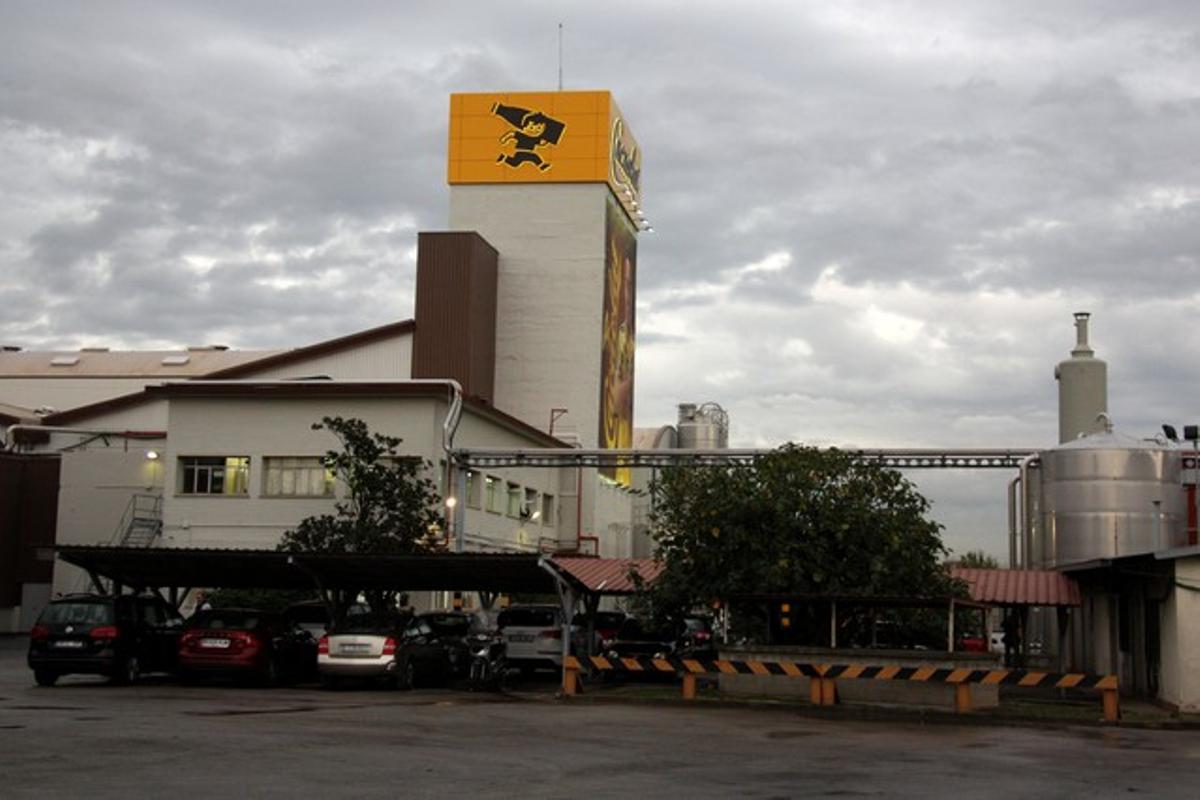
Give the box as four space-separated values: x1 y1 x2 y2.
2 636 1199 799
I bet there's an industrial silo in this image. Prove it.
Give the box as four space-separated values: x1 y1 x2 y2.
1039 423 1186 568
1055 312 1108 444
676 402 729 449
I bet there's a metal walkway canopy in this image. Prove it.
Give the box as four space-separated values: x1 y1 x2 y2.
451 447 1039 470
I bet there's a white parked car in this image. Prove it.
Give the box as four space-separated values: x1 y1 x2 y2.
497 605 573 672
318 619 402 688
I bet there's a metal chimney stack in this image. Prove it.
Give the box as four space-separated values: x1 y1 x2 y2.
1055 312 1108 444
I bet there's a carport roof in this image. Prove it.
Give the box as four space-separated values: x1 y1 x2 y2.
949 567 1081 607
56 546 557 594
551 557 662 595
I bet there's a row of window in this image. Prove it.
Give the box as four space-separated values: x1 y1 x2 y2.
466 471 555 525
179 456 333 497
178 458 556 527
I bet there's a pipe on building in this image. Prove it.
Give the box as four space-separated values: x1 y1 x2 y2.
1018 454 1040 568
3 424 166 452
1008 473 1021 569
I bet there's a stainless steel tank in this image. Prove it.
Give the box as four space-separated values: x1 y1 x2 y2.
1040 426 1185 567
676 402 729 449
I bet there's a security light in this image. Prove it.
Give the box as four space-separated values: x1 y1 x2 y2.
1163 425 1179 442
1185 425 1199 442
145 450 160 460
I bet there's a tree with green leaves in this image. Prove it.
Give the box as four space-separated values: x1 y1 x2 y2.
277 416 443 622
643 444 960 644
952 549 1000 570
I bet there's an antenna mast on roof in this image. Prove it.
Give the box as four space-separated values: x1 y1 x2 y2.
557 22 563 90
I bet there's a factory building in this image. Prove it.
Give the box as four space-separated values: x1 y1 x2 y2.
0 89 685 630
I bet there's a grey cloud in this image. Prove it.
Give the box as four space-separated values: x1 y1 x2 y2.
5 0 1200 559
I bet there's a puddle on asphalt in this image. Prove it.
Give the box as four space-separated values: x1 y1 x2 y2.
765 730 818 740
185 705 320 717
8 705 87 711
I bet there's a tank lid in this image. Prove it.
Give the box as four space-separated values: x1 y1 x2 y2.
1053 428 1174 452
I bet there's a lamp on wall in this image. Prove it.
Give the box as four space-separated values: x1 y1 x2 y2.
145 450 159 460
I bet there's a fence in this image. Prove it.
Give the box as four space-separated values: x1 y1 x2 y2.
563 654 1120 722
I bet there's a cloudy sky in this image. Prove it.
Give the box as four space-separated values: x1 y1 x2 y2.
3 1 1199 559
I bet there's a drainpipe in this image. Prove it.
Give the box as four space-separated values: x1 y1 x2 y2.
1008 473 1021 569
1018 454 1039 568
425 379 463 551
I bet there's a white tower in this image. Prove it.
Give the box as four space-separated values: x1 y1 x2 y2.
444 91 644 543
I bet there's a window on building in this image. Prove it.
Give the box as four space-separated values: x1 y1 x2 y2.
179 457 249 495
541 494 555 527
522 487 539 521
466 470 481 509
262 457 334 497
485 476 501 513
506 482 522 518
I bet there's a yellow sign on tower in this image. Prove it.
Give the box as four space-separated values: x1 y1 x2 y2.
448 90 642 222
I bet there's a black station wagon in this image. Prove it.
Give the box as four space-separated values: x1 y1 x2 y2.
28 594 184 686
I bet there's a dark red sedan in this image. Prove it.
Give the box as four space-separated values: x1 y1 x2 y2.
178 608 317 685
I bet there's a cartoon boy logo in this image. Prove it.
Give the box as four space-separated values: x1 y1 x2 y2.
491 102 566 172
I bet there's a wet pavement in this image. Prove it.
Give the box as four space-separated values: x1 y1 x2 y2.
2 636 1199 798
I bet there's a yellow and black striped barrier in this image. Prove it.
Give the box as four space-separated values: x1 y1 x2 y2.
562 655 1120 722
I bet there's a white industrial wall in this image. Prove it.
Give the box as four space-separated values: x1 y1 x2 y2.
450 183 611 538
160 394 560 552
449 402 564 551
52 445 166 595
1159 557 1200 712
53 399 169 432
162 395 437 549
237 332 412 381
449 184 608 451
592 477 636 557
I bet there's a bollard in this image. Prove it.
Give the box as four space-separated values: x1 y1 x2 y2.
682 672 697 700
1102 688 1119 722
954 683 972 714
820 678 838 707
563 665 578 697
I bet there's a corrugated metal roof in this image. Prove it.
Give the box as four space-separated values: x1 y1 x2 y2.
951 567 1081 607
0 349 283 377
552 557 663 595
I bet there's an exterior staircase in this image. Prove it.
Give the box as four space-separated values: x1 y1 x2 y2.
116 493 163 547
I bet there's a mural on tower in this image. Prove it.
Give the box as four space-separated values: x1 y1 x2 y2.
490 102 566 171
600 194 637 485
